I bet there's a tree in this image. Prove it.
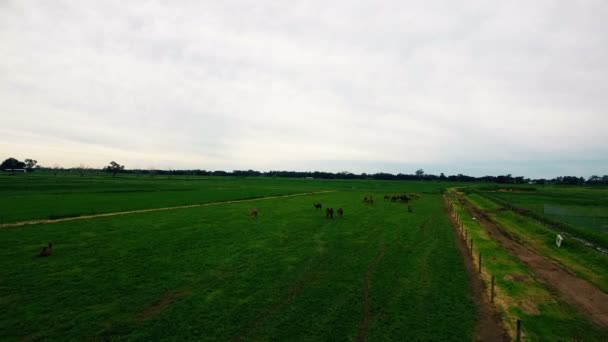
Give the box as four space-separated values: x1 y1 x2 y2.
439 172 447 181
104 161 124 177
0 157 26 172
24 159 37 172
415 169 425 178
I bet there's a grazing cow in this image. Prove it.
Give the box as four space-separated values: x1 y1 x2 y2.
326 207 334 219
383 195 389 201
391 196 397 202
38 242 53 257
250 208 258 218
363 196 368 203
314 203 322 210
337 208 344 218
369 196 374 205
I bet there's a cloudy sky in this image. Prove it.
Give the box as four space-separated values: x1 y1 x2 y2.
1 1 606 178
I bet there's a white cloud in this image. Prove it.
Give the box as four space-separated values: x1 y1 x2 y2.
1 0 607 177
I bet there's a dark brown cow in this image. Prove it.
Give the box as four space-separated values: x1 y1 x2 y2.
337 208 344 218
326 207 334 219
250 208 258 218
38 242 53 257
313 203 322 210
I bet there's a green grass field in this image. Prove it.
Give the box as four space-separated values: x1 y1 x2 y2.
0 174 452 224
0 175 474 340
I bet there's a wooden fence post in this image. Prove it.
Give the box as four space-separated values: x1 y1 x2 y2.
516 319 522 342
491 275 495 303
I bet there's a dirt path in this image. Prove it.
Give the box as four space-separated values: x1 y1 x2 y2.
0 190 336 229
444 197 510 341
460 197 608 329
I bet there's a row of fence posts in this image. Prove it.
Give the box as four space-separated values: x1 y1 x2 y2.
448 197 522 341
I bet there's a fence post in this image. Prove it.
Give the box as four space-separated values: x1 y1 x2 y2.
479 251 482 272
491 275 495 303
516 319 522 342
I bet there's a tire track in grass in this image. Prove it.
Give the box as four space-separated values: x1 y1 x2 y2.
356 245 388 342
231 258 326 341
0 191 336 229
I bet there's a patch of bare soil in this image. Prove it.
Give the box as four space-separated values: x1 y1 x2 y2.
136 288 192 321
519 299 540 316
356 245 388 342
462 198 608 329
503 274 527 283
445 197 510 341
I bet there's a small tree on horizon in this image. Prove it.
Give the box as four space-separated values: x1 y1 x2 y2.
104 161 124 177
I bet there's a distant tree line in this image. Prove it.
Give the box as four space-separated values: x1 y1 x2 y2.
2 157 607 185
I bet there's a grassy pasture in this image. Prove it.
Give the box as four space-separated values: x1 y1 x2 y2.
0 177 475 340
0 174 453 224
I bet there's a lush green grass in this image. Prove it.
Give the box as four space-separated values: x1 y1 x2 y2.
0 180 474 340
447 190 607 341
0 173 455 223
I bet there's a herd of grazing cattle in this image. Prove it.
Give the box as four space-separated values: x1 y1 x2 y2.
37 193 420 257
249 193 420 222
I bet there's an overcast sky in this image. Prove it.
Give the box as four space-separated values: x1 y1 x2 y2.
1 1 607 178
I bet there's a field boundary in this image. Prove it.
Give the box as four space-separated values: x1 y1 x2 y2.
0 190 336 229
443 195 510 341
458 194 608 329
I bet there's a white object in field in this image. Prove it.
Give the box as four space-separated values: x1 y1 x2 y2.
556 234 564 248
472 217 477 220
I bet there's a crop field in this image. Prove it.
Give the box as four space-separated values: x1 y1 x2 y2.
0 175 475 340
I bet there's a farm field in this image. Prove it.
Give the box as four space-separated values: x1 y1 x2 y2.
0 176 475 340
0 174 455 224
468 185 608 247
447 190 608 340
461 186 608 292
